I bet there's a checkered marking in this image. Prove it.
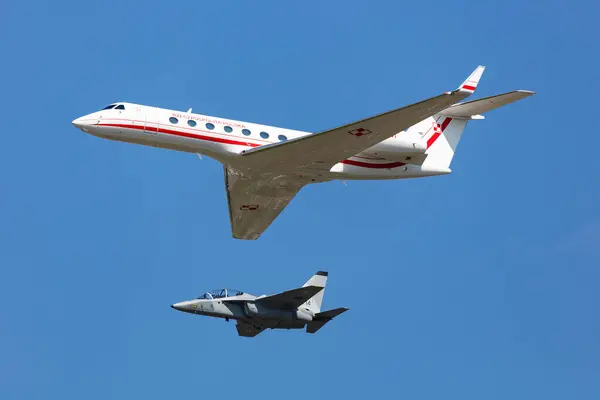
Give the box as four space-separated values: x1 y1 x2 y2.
348 128 372 137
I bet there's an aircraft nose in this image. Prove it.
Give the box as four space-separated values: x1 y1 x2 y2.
72 116 89 131
171 302 186 311
72 115 97 132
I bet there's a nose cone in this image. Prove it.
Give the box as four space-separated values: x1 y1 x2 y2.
171 302 187 312
72 115 95 132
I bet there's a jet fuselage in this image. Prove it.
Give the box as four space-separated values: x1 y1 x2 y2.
72 103 449 181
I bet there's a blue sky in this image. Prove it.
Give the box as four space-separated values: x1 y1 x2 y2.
1 1 599 399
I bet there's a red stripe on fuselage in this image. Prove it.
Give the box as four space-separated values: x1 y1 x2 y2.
99 116 454 170
340 159 406 169
98 123 261 148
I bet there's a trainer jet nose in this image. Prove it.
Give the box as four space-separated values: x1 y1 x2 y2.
171 302 187 311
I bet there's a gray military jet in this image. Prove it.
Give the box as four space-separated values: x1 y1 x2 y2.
171 271 348 337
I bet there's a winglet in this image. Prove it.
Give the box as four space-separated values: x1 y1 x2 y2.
458 65 485 94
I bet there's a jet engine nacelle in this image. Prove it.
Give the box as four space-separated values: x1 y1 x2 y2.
244 302 312 322
359 132 427 160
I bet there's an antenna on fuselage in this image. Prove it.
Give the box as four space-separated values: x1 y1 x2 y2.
196 154 203 160
187 108 192 113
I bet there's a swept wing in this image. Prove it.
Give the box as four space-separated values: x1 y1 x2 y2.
224 166 304 240
239 66 485 172
236 321 265 337
255 285 324 310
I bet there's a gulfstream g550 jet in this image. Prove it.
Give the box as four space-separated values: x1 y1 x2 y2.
171 271 348 337
72 66 534 240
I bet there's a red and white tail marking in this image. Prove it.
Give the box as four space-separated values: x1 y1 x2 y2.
426 117 453 149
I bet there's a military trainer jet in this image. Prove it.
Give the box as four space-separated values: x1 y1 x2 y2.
171 271 348 337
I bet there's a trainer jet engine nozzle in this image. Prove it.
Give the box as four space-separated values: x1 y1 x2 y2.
170 271 349 337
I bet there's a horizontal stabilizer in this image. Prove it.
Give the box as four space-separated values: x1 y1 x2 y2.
315 307 349 320
306 307 349 334
440 90 535 118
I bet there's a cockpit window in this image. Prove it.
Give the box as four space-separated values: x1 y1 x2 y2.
102 104 116 110
114 104 125 110
197 288 243 299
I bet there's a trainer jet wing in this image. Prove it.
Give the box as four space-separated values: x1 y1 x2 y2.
235 321 265 338
224 166 304 240
255 285 324 310
239 66 485 172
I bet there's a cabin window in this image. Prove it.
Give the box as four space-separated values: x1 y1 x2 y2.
187 120 197 127
242 129 251 136
278 134 288 141
260 131 269 139
224 126 233 133
206 123 215 130
169 117 179 124
114 104 125 110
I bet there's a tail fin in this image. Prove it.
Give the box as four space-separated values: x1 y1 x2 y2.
301 271 328 313
421 116 469 171
306 308 349 334
418 66 485 171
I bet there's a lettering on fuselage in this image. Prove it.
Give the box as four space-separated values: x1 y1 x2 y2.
171 113 247 129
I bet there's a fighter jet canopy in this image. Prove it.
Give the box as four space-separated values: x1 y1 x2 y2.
197 288 244 300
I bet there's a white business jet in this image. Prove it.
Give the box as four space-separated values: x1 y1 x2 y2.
72 66 534 240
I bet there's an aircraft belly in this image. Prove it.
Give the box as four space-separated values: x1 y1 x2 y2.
327 163 451 180
251 319 305 330
271 321 305 330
